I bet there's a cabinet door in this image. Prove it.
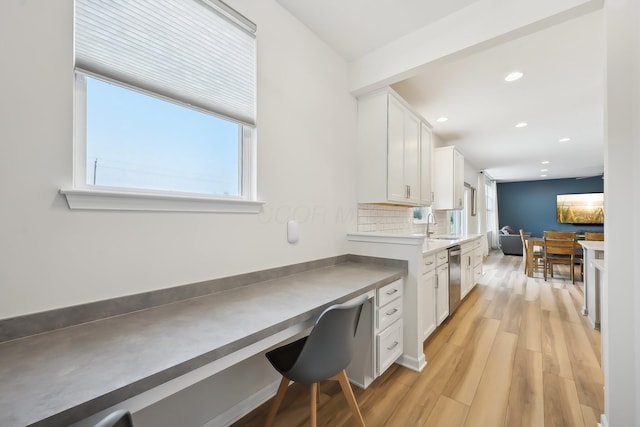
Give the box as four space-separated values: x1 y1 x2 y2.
404 112 421 205
436 264 449 325
387 96 406 203
420 123 433 205
421 269 436 340
461 252 472 298
454 149 465 210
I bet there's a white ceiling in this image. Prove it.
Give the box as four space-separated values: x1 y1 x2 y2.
275 0 605 183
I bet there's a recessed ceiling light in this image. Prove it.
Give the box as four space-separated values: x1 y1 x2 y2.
505 71 524 82
540 174 547 177
541 169 548 172
541 161 550 165
436 116 448 123
515 122 528 128
559 137 571 142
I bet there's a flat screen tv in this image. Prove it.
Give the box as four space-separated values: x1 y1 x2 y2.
556 193 604 224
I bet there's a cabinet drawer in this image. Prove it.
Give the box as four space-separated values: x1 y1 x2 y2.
436 250 448 266
377 279 403 307
461 242 474 254
472 250 482 267
377 319 403 375
473 238 481 249
423 254 436 271
376 297 403 332
474 264 482 284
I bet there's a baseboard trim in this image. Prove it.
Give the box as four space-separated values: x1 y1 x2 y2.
203 379 282 427
395 353 426 372
599 413 608 427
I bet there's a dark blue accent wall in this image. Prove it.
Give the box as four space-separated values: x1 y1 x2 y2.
497 176 604 237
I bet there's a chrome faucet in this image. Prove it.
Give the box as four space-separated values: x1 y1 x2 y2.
426 213 436 237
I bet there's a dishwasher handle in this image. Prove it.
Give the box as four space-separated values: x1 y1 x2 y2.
449 248 461 256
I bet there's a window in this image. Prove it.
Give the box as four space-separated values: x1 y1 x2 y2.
486 180 497 247
62 0 262 213
450 187 469 236
84 76 243 196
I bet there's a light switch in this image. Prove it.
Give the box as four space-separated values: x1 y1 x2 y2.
287 220 299 244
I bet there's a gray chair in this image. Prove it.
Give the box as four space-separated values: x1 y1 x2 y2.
264 296 367 427
94 409 133 427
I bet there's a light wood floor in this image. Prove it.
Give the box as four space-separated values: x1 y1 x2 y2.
233 252 603 427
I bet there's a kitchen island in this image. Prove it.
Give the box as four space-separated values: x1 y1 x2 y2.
579 240 605 328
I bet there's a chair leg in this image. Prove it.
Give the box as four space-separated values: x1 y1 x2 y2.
264 376 289 427
331 370 365 427
310 383 318 427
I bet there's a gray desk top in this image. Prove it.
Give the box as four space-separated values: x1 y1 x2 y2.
0 261 403 427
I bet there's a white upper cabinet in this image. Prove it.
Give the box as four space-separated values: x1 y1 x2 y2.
433 146 464 210
357 88 430 206
420 123 433 206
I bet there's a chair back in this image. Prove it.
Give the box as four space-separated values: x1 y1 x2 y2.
519 229 529 257
94 410 134 427
284 296 367 384
585 232 604 241
544 231 577 257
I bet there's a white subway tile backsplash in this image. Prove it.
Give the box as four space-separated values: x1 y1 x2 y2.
356 203 417 233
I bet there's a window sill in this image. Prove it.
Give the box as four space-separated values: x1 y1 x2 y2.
59 188 265 213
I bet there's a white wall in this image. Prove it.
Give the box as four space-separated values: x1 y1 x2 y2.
603 0 640 425
0 0 357 319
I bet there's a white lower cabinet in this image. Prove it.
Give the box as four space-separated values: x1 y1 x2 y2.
375 279 404 376
421 254 437 341
435 255 449 326
461 238 483 299
461 244 473 299
472 238 483 285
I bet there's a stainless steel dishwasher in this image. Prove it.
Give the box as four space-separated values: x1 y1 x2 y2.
448 245 462 315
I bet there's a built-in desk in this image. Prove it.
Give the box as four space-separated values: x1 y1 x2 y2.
0 258 405 427
579 240 605 328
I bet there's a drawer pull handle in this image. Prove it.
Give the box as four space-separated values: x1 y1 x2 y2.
386 308 398 316
387 341 399 350
425 261 433 265
386 289 398 295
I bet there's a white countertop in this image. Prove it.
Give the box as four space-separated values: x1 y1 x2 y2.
346 232 482 255
578 240 605 251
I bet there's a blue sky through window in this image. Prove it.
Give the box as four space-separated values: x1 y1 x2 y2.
85 77 241 196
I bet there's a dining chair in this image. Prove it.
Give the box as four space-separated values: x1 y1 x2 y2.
94 409 134 427
520 229 544 275
585 232 604 241
264 296 367 427
543 231 577 283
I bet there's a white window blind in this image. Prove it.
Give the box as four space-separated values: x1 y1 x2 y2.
74 0 257 126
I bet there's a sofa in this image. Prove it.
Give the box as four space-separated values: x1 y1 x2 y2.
499 226 529 256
